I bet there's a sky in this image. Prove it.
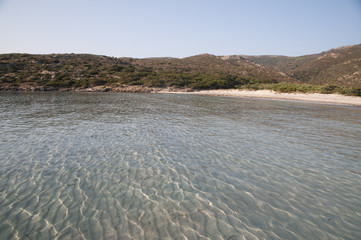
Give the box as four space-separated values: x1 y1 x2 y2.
0 0 361 58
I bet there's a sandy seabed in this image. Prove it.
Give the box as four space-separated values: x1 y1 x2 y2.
159 89 361 106
1 92 361 239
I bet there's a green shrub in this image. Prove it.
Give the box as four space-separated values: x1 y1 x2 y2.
90 79 107 86
344 87 361 96
320 84 339 94
109 65 124 72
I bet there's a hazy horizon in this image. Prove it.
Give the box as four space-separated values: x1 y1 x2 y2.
1 41 360 59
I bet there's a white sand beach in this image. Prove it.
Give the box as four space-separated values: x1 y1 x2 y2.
159 89 361 106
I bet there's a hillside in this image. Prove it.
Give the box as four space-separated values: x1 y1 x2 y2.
0 53 132 89
242 44 361 87
0 44 360 95
0 53 293 90
132 54 293 88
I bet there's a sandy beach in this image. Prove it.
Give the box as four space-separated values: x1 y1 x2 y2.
159 89 361 106
1 83 360 106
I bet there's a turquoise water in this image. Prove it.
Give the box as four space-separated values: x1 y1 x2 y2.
0 92 360 239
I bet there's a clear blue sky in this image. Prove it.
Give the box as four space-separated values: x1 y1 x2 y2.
0 0 360 58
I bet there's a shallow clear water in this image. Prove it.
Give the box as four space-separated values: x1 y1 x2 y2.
0 92 360 240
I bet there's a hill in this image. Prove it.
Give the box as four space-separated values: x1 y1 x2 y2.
0 53 293 90
131 53 292 88
242 44 361 87
0 44 360 95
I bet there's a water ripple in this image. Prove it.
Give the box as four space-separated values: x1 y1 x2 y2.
0 92 360 239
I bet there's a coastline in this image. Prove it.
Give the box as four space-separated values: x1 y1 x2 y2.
159 89 361 106
1 84 360 106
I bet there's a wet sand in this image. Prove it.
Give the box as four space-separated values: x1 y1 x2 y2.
159 89 361 106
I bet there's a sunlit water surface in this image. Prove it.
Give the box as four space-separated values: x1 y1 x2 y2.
0 92 360 240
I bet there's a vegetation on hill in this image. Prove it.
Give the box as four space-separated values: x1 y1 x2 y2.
242 44 361 87
0 53 291 90
0 44 360 96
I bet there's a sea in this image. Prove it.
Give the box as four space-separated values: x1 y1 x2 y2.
0 92 360 240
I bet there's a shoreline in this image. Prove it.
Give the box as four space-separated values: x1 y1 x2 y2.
159 89 361 106
1 84 360 106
